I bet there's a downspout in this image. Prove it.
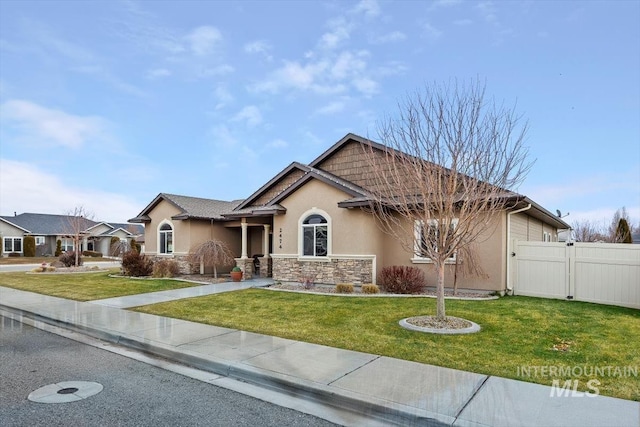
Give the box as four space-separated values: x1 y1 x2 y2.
506 203 532 294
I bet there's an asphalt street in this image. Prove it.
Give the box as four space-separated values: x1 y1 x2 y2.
0 316 336 427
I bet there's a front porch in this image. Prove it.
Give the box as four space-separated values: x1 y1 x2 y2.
227 218 273 280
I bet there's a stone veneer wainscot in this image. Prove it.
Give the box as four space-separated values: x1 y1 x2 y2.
272 255 374 284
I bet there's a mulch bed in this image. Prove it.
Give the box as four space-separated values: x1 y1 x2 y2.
268 283 495 299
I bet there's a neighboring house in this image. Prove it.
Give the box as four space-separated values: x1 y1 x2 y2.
130 133 570 292
0 213 144 257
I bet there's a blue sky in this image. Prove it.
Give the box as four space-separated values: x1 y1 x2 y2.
1 0 638 226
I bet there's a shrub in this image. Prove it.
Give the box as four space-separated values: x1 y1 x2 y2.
82 250 103 257
362 283 380 294
379 266 426 294
336 283 354 294
8 252 21 257
24 236 36 257
121 250 153 277
59 251 83 267
55 239 62 257
152 259 181 278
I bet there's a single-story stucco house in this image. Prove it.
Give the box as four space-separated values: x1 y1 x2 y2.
129 133 570 292
0 213 144 257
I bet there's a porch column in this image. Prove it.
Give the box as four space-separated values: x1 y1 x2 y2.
241 220 248 259
263 224 270 258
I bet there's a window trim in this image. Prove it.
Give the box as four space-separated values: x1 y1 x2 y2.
3 237 23 253
34 236 46 246
158 220 174 254
412 219 458 264
298 208 331 258
60 238 74 252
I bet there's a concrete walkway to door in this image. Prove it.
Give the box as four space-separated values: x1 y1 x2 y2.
89 278 273 308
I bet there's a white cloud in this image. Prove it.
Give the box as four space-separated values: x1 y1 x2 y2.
244 40 273 61
146 68 171 79
352 0 381 18
0 100 108 148
186 26 222 56
373 31 407 43
0 159 142 222
352 77 379 96
316 101 346 115
210 124 237 147
319 17 352 50
267 139 288 149
423 23 443 41
233 105 263 128
213 85 233 110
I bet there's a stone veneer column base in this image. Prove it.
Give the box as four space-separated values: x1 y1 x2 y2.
235 258 254 280
272 256 374 285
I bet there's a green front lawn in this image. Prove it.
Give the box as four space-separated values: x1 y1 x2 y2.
134 290 640 401
0 271 197 301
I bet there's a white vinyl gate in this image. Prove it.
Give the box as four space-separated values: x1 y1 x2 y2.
512 241 640 309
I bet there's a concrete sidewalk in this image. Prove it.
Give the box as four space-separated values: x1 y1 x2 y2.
0 285 637 427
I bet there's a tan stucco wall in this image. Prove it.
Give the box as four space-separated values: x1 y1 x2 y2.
273 179 384 258
380 212 506 291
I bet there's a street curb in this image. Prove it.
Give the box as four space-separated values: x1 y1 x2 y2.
0 303 449 426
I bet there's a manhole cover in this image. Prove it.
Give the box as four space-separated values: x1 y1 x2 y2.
28 381 103 403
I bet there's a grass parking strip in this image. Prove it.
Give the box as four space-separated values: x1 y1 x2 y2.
133 290 640 401
0 271 197 301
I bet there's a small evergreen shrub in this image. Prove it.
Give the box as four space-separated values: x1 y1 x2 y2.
152 259 181 278
82 250 103 257
336 283 354 294
121 250 153 277
55 240 62 257
24 236 36 257
379 266 426 294
59 251 83 267
362 284 380 294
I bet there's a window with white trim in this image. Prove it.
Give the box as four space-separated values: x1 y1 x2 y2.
414 219 458 261
159 222 173 254
301 214 328 257
35 236 45 246
3 237 23 253
60 238 74 252
543 231 551 242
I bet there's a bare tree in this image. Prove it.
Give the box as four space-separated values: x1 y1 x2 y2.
364 80 532 320
64 206 94 267
453 245 488 296
187 239 235 278
572 219 606 242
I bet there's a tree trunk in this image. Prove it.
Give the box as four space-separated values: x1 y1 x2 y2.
75 236 80 267
436 261 446 320
213 264 218 279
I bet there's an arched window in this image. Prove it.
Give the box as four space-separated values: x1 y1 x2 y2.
302 213 328 256
159 222 173 254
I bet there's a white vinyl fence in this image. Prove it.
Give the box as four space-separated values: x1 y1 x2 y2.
512 241 640 309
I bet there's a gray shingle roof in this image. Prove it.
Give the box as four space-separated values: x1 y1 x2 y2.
0 213 98 235
163 193 242 220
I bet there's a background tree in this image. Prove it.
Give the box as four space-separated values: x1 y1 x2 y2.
64 206 94 267
571 219 606 242
187 239 235 278
609 207 634 243
364 80 532 320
